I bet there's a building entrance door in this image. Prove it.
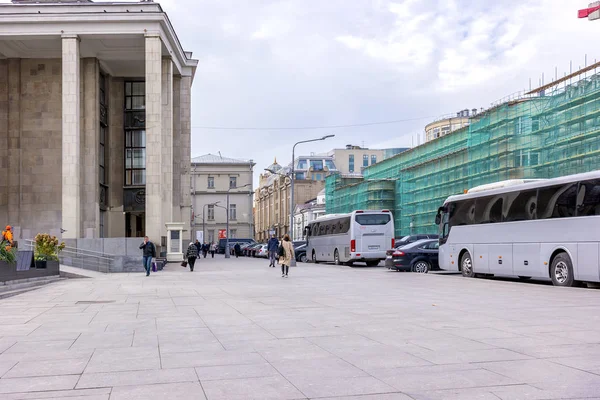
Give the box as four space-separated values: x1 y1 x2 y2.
125 212 145 237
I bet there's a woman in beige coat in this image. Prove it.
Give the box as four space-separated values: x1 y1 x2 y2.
280 234 294 278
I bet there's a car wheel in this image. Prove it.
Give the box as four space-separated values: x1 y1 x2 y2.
312 251 318 264
413 261 430 274
550 252 575 287
300 253 308 263
334 249 341 265
461 252 475 278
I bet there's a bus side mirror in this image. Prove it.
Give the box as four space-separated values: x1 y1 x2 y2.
435 214 441 225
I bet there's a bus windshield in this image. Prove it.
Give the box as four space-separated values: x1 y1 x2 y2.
355 214 391 225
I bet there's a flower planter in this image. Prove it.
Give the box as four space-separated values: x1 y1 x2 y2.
0 260 18 282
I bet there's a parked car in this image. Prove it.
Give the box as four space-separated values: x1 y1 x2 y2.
394 234 438 249
243 243 261 257
385 239 439 273
295 243 308 263
256 244 269 258
217 238 255 254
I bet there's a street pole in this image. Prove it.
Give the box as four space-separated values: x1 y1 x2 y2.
289 135 334 266
290 135 335 241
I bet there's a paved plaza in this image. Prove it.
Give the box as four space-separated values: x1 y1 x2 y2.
1 257 600 399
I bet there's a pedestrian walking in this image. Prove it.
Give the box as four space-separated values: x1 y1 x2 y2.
186 242 198 272
234 242 241 258
139 236 156 277
210 242 216 258
202 242 209 258
267 234 279 268
280 234 294 278
194 239 202 255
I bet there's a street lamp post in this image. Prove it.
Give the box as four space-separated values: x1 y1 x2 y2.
225 183 252 259
290 135 335 241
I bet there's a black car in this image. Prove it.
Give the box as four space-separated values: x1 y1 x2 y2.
217 238 255 254
385 239 439 273
295 243 308 263
394 234 439 249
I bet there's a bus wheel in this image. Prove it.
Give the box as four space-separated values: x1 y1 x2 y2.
413 261 430 274
312 251 319 264
300 254 308 263
366 260 380 267
551 253 575 287
334 249 341 265
461 252 474 278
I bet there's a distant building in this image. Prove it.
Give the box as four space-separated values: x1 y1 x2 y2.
255 157 331 241
293 189 326 240
424 109 474 142
191 154 255 244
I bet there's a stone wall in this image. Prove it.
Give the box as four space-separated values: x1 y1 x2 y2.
1 59 63 239
0 60 8 225
107 77 125 237
81 58 100 238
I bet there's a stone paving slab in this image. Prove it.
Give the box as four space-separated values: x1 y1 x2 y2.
1 257 600 399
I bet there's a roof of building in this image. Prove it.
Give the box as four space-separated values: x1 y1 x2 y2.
191 154 254 165
265 157 282 173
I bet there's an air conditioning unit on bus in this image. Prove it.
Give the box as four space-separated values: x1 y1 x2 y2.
467 179 546 194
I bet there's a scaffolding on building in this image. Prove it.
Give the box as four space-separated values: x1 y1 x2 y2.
326 64 600 237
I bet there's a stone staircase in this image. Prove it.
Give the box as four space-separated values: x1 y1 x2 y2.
0 276 63 299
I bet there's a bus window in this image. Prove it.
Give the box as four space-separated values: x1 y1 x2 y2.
355 214 391 225
504 190 537 222
537 184 577 219
577 179 600 216
450 199 475 226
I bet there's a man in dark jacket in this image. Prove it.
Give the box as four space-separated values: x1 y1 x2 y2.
194 240 202 255
202 242 209 258
234 242 241 258
267 235 279 268
139 236 156 277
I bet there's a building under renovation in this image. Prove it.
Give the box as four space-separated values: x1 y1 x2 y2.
326 64 600 237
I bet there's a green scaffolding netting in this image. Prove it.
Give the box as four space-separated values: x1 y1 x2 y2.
326 70 600 237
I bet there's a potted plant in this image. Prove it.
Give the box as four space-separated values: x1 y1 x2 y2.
1 226 17 281
34 233 65 269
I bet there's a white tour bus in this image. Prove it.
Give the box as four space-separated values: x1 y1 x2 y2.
305 210 395 266
435 170 600 287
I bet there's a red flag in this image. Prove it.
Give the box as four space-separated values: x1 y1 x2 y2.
579 5 600 18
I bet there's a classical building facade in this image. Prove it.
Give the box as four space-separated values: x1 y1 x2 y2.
0 0 197 245
191 154 255 244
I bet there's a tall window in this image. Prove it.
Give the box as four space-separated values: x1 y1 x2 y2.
363 155 368 167
208 176 215 188
124 81 146 186
230 229 237 238
99 210 106 238
229 176 237 188
371 155 377 165
208 204 215 220
208 230 215 243
349 154 355 173
99 73 108 214
230 204 237 220
125 130 146 185
125 82 145 110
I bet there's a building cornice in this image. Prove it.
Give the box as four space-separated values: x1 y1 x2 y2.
0 4 198 77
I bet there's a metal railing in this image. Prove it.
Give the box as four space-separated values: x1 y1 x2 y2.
23 240 115 273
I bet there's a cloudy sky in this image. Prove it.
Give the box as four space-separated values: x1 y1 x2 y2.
6 0 598 181
155 0 597 178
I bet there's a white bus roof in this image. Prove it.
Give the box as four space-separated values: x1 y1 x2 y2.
444 170 600 204
467 179 545 194
310 210 391 223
